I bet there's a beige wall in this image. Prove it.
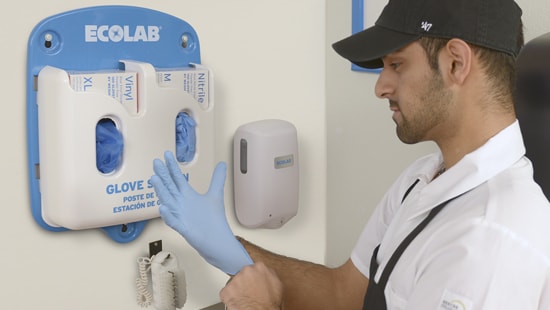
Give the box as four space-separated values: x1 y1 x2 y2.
2 1 325 309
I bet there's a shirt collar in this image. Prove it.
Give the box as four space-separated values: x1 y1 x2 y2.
409 120 526 218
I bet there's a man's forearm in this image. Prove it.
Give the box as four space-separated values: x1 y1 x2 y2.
237 237 346 310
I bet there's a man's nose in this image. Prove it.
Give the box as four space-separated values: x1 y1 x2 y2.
375 69 393 99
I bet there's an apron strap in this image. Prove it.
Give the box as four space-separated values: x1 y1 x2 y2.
401 179 420 204
363 178 463 310
376 198 450 287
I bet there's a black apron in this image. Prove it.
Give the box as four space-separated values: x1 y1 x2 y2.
362 179 458 310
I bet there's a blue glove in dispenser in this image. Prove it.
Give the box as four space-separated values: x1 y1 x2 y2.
26 6 215 243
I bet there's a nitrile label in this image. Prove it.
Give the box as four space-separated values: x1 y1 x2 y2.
156 68 209 109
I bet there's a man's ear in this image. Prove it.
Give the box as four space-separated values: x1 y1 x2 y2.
441 38 472 85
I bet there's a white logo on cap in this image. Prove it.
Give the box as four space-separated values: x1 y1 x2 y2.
421 21 433 32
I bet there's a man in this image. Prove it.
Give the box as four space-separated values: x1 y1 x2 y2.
151 0 550 309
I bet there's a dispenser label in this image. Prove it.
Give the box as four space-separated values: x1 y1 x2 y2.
274 154 294 169
106 175 188 214
156 68 209 109
69 71 138 114
105 179 157 213
84 25 161 43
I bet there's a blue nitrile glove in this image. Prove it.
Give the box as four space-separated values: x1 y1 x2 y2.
150 151 253 275
175 112 196 163
96 119 123 174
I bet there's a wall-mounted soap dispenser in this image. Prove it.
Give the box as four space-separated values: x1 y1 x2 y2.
233 119 299 229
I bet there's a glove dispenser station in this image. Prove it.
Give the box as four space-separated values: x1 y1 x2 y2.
26 6 215 243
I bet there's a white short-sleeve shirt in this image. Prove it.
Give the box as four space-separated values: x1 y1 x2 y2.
352 121 550 309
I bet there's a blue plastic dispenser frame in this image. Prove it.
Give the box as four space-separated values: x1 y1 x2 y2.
26 6 215 243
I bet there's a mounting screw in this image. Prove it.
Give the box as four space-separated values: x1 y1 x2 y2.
181 34 189 48
44 33 53 48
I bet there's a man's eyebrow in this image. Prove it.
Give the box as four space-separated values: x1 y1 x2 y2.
386 46 409 58
382 52 402 62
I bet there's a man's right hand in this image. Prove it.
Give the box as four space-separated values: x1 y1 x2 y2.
220 262 283 310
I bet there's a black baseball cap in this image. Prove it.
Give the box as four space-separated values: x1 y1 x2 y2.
333 0 523 69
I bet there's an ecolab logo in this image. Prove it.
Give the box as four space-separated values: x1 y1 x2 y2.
85 25 160 43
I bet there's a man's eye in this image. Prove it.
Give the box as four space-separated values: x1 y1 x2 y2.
390 62 401 70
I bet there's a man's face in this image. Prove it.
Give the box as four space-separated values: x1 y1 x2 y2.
375 42 453 144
